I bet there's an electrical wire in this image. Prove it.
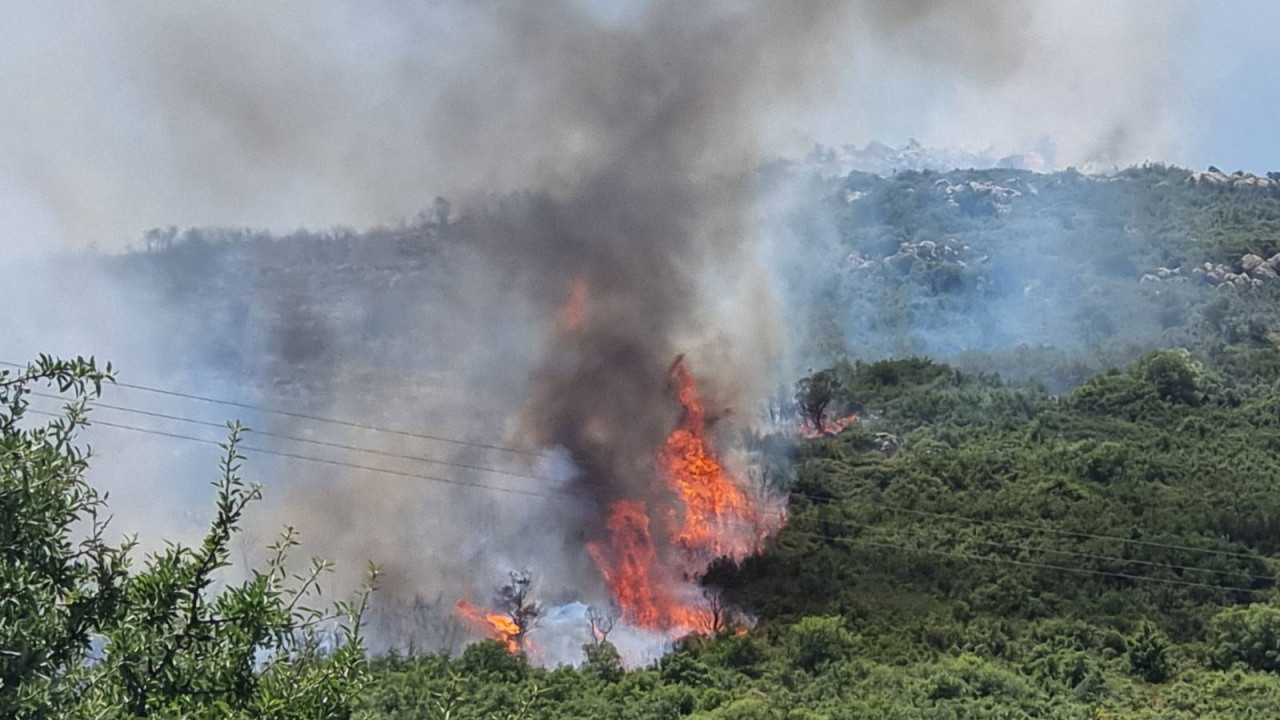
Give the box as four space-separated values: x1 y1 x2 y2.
0 359 552 459
27 391 559 484
23 405 1273 594
24 390 1275 572
35 384 1266 568
24 408 567 502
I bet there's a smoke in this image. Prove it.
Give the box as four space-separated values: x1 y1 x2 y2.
0 0 1223 662
452 0 842 516
0 1 1205 256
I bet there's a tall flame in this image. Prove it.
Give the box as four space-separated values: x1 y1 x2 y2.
549 279 780 636
659 357 758 559
585 356 779 635
587 501 714 632
586 500 666 628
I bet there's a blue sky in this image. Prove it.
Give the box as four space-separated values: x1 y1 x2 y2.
1184 2 1280 172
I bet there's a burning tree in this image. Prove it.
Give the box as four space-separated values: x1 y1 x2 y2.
456 571 542 654
794 369 858 437
497 571 542 651
586 603 619 646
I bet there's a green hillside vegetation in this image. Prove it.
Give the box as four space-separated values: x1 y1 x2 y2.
803 164 1280 389
13 330 1280 717
9 165 1280 717
353 338 1280 719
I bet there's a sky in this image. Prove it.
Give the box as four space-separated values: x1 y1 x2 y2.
1182 1 1280 173
0 1 1278 255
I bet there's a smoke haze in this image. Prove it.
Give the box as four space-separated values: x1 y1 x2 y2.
2 0 1269 661
0 0 1217 255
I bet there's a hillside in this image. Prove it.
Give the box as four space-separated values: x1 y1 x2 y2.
357 342 1280 718
17 162 1280 400
9 164 1280 717
350 166 1280 717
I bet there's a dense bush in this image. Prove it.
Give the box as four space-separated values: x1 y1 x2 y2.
0 356 373 719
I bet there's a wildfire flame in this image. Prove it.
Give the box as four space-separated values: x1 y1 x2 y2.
586 501 672 628
455 599 521 652
659 357 758 558
585 356 780 636
797 411 859 438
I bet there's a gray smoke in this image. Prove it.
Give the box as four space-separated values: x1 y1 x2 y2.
458 0 845 518
0 0 1209 660
0 1 1199 256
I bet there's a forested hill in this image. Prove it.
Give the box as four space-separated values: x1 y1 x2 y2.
353 311 1280 717
16 162 1280 401
360 345 1280 719
803 162 1280 389
10 163 1280 718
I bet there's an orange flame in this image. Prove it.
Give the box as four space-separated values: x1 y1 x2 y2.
587 501 715 633
797 411 859 438
659 357 757 558
585 356 780 636
586 500 665 628
455 599 521 652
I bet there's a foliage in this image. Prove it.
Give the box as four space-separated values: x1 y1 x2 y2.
21 165 1280 716
352 339 1280 718
0 356 374 719
1128 622 1173 683
1207 605 1280 673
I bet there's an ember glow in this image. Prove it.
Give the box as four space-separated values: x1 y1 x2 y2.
455 599 521 652
798 411 859 438
560 278 589 332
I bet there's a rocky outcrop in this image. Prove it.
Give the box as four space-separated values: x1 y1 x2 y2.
1140 266 1189 284
846 238 984 274
1187 167 1280 189
1180 252 1280 288
932 177 1031 215
804 139 1052 177
873 432 901 456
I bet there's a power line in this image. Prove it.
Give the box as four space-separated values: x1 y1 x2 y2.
29 391 560 484
0 359 552 460
24 408 569 503
790 511 1273 583
27 404 1273 593
12 358 1255 563
828 535 1264 595
27 392 1273 571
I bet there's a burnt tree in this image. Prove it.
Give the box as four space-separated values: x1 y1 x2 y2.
497 571 542 652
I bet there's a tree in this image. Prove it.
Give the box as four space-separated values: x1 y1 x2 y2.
1128 622 1173 683
497 571 541 652
586 603 619 646
788 616 855 673
1208 605 1280 673
1139 349 1200 404
0 355 375 718
581 641 624 682
794 370 837 433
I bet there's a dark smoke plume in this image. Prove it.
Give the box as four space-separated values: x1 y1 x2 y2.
452 1 847 535
0 0 1199 662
